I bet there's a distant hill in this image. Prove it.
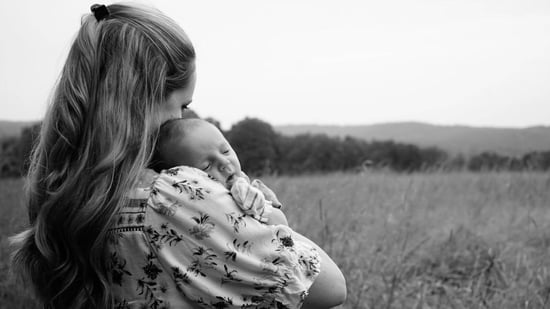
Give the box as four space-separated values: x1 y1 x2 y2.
275 122 550 156
0 120 38 139
3 120 549 157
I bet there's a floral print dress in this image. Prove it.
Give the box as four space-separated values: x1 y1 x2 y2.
107 166 320 309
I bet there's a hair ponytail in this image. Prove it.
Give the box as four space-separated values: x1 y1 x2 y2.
10 4 195 308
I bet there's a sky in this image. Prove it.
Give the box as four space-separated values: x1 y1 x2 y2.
1 0 549 129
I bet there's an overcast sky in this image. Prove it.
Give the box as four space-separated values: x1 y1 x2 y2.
1 0 549 129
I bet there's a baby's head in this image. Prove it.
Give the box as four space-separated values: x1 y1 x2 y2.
153 118 242 184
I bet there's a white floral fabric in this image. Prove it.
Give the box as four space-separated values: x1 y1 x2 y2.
107 166 320 309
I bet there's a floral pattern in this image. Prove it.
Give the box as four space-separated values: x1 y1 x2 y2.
107 166 320 308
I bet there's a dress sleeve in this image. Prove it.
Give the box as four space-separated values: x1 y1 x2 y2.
144 166 320 308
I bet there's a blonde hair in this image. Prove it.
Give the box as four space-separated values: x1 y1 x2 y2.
10 3 195 308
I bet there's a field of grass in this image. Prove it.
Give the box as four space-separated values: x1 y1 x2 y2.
1 171 550 308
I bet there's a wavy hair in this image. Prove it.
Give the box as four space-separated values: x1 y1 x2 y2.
10 3 195 308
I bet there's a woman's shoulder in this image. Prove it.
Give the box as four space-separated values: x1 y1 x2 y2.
128 166 231 214
137 166 208 184
109 165 228 258
155 165 213 185
148 165 225 198
120 166 218 218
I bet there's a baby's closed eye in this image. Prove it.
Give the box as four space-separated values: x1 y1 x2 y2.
201 162 211 171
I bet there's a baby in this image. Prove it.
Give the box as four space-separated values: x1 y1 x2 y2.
152 118 287 225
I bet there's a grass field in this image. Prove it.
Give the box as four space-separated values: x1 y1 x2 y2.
1 171 550 308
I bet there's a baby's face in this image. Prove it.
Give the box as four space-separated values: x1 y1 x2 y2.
175 123 242 185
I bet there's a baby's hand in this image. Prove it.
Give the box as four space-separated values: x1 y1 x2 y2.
251 179 283 209
227 173 286 225
226 171 249 188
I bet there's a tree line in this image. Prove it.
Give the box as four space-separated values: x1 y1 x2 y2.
223 118 550 175
1 117 549 178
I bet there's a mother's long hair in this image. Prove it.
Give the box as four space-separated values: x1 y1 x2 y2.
10 4 195 308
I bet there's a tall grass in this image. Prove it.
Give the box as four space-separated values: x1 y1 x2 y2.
0 178 37 309
265 171 550 308
1 171 549 308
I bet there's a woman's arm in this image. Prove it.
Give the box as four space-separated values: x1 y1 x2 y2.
294 233 347 308
146 166 328 308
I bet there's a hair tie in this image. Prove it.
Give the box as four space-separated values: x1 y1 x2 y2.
91 4 110 22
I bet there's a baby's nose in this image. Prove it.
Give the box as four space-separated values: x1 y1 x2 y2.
219 162 233 173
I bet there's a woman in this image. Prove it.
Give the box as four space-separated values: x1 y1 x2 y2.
11 3 346 308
